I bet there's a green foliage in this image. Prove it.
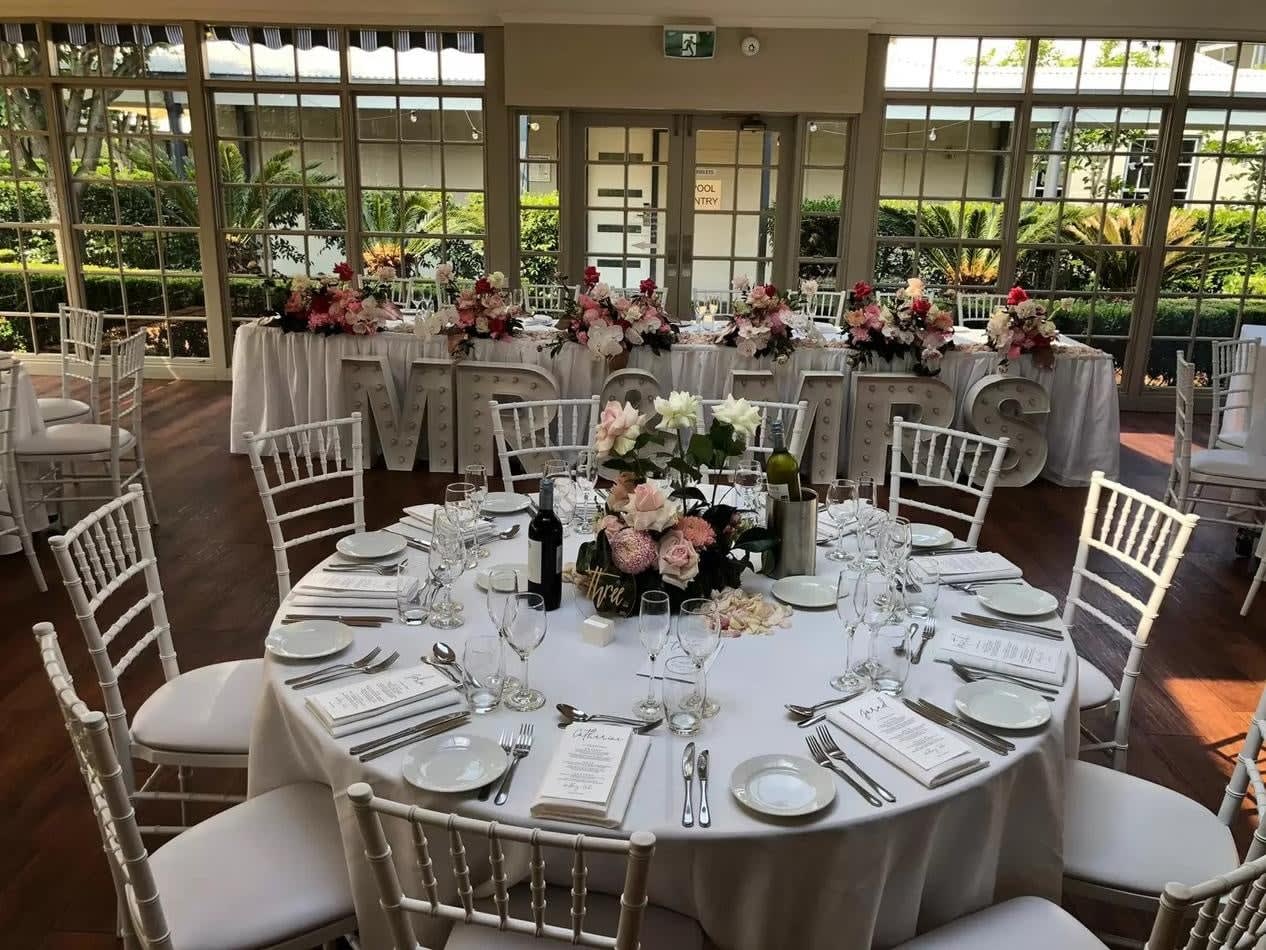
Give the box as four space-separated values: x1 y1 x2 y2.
0 315 26 352
519 191 560 284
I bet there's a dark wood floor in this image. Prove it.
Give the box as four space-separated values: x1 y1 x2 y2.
3 379 1263 948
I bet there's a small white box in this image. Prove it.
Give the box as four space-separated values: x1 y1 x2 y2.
581 615 615 647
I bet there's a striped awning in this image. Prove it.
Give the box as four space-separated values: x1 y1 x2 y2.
51 23 184 46
1 23 38 44
350 30 483 54
207 26 341 52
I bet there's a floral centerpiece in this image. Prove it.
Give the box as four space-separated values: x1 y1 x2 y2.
275 262 402 335
432 262 525 358
986 286 1065 370
573 393 777 615
716 275 805 363
843 277 955 375
546 266 678 363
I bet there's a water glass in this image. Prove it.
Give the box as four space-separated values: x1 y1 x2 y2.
903 558 941 619
634 590 671 720
870 623 914 697
504 592 548 711
397 572 427 626
462 636 504 714
663 655 702 737
825 478 859 563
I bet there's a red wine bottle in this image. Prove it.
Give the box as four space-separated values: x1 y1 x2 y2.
528 477 563 610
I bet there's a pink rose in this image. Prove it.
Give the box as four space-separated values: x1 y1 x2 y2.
577 294 597 310
749 285 769 305
657 530 700 589
613 296 632 312
583 308 604 326
623 482 679 532
594 400 645 455
607 473 637 511
577 330 589 344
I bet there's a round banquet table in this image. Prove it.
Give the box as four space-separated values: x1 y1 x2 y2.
1 360 49 555
247 514 1079 950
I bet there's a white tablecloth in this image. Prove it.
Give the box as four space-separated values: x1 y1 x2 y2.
247 521 1078 950
228 322 1119 487
2 362 46 555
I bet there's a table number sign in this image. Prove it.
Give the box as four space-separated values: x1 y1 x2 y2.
582 567 636 617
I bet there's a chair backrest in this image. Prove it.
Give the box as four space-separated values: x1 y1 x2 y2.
490 397 600 491
698 399 810 471
1210 337 1259 447
47 484 176 789
955 293 1004 326
388 278 413 307
106 331 147 458
888 416 1010 547
35 621 174 950
803 291 846 324
1063 470 1199 771
58 304 105 419
348 783 655 950
243 414 365 598
1147 850 1266 950
692 288 741 319
523 283 571 315
1165 353 1197 509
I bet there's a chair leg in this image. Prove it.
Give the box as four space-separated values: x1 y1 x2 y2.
177 766 189 828
136 446 158 526
5 471 46 592
19 525 46 592
1243 547 1265 617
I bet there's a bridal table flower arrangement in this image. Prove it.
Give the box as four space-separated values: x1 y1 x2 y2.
986 286 1066 370
275 262 402 335
546 266 679 362
573 392 778 615
716 274 803 363
432 262 526 358
844 277 955 375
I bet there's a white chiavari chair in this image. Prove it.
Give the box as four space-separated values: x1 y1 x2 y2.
47 484 261 835
692 288 741 320
16 330 157 524
388 277 415 307
892 896 1105 948
1 365 45 590
522 283 572 316
1147 853 1266 950
955 293 1004 327
348 782 703 950
490 397 600 492
1064 471 1199 771
243 413 365 599
888 417 1009 548
1245 532 1265 617
1210 337 1259 449
37 622 355 950
38 303 103 425
802 290 846 325
697 399 810 476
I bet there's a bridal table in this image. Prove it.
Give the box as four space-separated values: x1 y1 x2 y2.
228 320 1119 487
247 518 1079 950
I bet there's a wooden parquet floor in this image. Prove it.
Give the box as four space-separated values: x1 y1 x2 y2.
2 379 1262 948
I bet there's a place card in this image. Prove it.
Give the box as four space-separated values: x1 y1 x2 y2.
935 627 1067 685
305 665 453 731
536 723 632 806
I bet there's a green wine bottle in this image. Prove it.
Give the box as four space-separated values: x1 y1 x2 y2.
765 418 802 502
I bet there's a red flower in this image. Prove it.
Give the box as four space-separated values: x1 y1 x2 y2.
333 262 354 281
489 316 506 337
308 293 330 315
474 277 493 295
583 266 600 286
639 277 656 295
763 284 777 297
911 296 931 314
852 280 873 299
1006 285 1029 306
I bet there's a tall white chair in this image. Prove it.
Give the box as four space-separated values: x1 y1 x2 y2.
388 277 414 307
1 365 45 590
243 413 365 599
803 290 846 325
893 897 1106 948
47 485 261 835
1209 337 1259 449
36 623 355 950
490 396 600 492
697 398 810 474
38 303 103 425
16 330 157 525
523 283 572 315
1148 853 1266 950
888 417 1009 548
955 293 1004 327
348 782 703 950
1065 471 1199 771
1245 531 1265 616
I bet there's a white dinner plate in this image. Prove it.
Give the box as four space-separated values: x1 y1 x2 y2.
954 680 1051 731
730 754 836 818
401 734 509 793
336 531 408 561
771 575 837 610
909 523 955 549
476 563 530 592
977 584 1059 618
264 619 354 660
482 491 531 515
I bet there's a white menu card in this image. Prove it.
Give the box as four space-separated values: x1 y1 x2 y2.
305 665 453 731
537 723 632 805
934 628 1068 685
928 551 1023 583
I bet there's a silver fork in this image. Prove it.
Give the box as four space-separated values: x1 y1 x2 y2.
284 646 382 686
494 724 535 805
292 650 400 689
805 734 882 807
814 725 897 803
322 563 405 576
912 620 937 663
479 729 514 801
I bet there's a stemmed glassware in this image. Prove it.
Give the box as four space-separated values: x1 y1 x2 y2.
445 481 483 563
573 449 599 534
678 598 721 718
831 568 870 693
503 592 548 711
878 516 912 579
463 462 489 523
543 460 576 536
426 511 466 629
825 478 859 562
634 590 671 720
485 565 522 690
857 567 905 693
734 459 761 512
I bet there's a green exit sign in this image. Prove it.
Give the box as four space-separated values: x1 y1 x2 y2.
664 26 715 60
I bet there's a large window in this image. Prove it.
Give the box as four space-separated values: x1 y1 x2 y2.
518 112 560 285
798 119 849 288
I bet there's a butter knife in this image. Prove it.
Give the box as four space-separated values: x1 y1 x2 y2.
697 750 711 828
358 713 471 762
681 742 695 828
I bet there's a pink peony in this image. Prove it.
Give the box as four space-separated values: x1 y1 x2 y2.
677 515 716 550
657 530 700 589
594 400 645 455
609 529 658 574
622 482 679 532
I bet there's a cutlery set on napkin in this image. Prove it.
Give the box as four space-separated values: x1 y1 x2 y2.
286 570 413 616
530 723 650 828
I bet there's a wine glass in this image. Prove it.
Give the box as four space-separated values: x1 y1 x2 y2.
831 568 871 693
678 598 721 718
878 516 912 583
426 513 466 629
485 565 522 689
445 481 482 562
503 592 548 711
634 590 671 720
733 459 760 512
572 449 600 534
825 478 859 563
856 567 900 685
464 462 488 516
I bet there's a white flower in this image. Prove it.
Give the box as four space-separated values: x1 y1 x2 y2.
435 262 454 286
586 323 625 358
904 276 925 298
475 316 490 334
489 271 507 290
732 274 752 292
374 264 397 282
713 395 762 439
624 326 644 346
592 282 612 300
290 275 313 293
653 391 702 432
1016 299 1040 320
1058 297 1075 311
799 278 819 297
625 304 642 322
436 304 460 328
736 337 759 359
414 309 446 339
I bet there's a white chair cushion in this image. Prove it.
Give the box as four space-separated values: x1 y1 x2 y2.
37 396 91 424
130 659 263 755
144 782 353 950
1077 656 1116 711
444 884 704 950
1190 448 1266 480
1217 430 1248 449
1064 760 1239 896
15 422 134 456
893 896 1105 949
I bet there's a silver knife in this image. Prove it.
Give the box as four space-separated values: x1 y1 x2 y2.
697 750 711 828
902 699 1011 756
358 713 471 762
957 613 1064 640
681 742 695 828
347 707 466 755
918 699 1017 750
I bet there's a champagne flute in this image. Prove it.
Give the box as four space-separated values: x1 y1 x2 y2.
542 460 575 537
678 598 721 718
879 516 912 585
851 475 879 566
426 513 466 629
634 590 671 720
856 567 897 681
445 481 481 564
831 568 871 693
825 478 859 562
503 592 548 711
464 463 489 530
734 460 760 512
485 565 522 689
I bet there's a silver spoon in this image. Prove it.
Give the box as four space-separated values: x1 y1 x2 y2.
498 524 521 540
556 703 659 729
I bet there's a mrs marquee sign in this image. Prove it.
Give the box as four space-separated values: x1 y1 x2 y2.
340 358 1052 487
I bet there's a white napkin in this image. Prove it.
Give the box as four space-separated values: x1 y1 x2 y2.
324 693 465 738
530 735 650 829
933 624 1069 686
304 665 457 736
404 504 494 532
926 550 1023 583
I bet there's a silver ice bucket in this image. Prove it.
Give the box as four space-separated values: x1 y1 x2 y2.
766 488 818 579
